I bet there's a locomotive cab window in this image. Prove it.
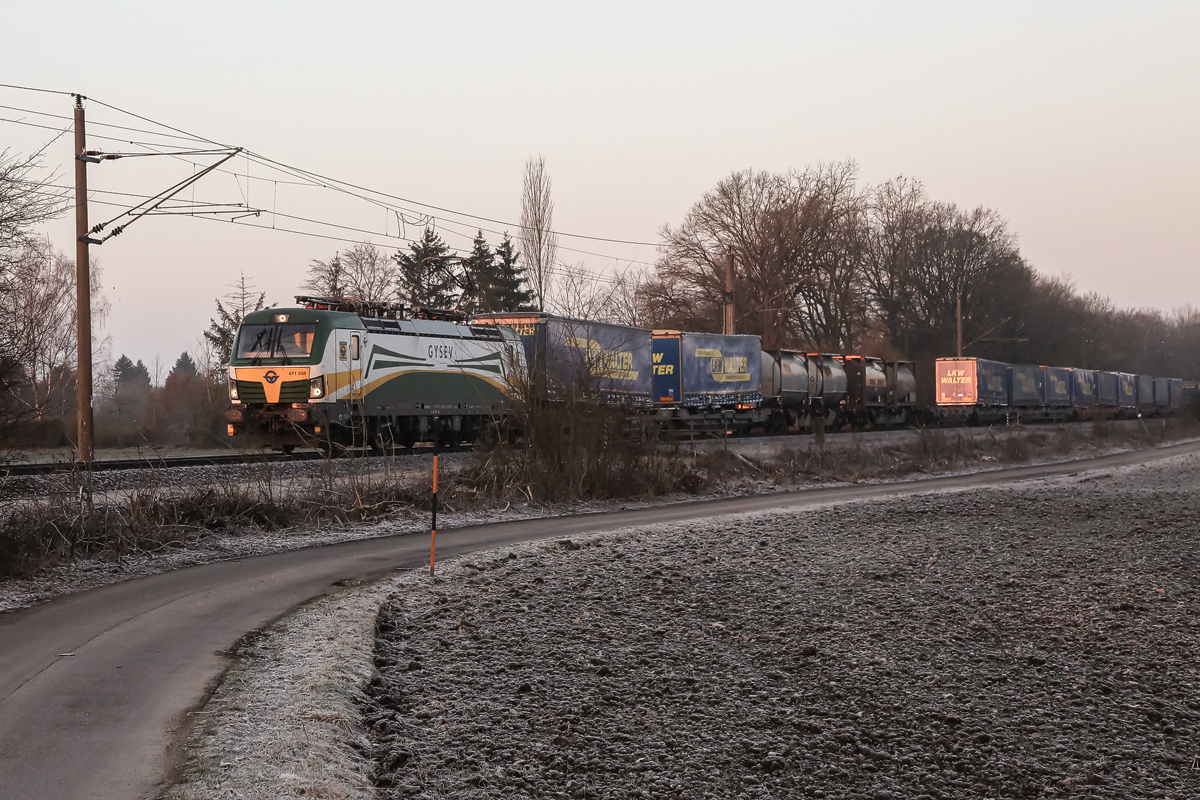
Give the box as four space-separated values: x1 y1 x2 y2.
235 323 318 360
236 324 275 359
277 325 317 358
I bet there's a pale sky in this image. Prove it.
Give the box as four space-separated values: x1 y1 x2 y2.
3 1 1198 374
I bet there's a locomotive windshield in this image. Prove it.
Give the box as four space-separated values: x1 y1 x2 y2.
235 323 318 361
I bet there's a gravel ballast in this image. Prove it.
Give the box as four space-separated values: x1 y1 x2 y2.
360 458 1200 799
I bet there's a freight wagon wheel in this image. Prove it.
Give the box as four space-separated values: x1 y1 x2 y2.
281 445 296 455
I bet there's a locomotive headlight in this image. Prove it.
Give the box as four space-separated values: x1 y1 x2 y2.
228 381 239 401
309 375 325 399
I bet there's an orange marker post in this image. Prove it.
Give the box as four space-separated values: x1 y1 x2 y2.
430 452 438 577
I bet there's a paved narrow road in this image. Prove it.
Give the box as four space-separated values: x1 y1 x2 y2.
1 441 1197 800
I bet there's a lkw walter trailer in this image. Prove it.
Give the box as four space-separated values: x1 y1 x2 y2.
936 357 1010 423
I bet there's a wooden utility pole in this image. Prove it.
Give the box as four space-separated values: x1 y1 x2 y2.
723 249 735 335
956 292 963 358
74 96 96 463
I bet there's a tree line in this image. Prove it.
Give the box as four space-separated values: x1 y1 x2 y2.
635 163 1200 380
297 230 532 313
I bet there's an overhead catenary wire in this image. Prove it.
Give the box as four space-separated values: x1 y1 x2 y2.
30 180 651 281
27 185 636 286
0 115 226 155
19 88 662 247
0 102 216 147
3 85 663 281
0 82 75 97
94 137 661 267
6 99 662 260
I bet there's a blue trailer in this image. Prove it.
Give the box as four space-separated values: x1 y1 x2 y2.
1153 377 1170 411
1070 368 1097 412
935 357 1010 422
1010 364 1045 407
1136 374 1155 413
1096 371 1119 408
1044 367 1071 408
1171 378 1186 408
651 331 762 407
1117 373 1138 410
470 312 653 407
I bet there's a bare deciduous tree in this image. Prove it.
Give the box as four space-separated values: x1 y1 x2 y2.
301 252 345 297
0 149 66 272
6 238 109 422
649 167 843 350
549 262 645 325
1 149 69 447
340 242 396 304
861 176 928 351
519 155 558 311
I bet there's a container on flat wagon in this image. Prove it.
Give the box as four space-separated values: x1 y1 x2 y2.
810 354 848 407
1043 366 1071 407
935 358 1009 406
761 350 812 409
651 331 762 407
1117 373 1138 409
1153 377 1170 408
1170 378 1186 408
1095 371 1119 406
887 361 918 406
1070 368 1097 409
1136 374 1155 410
1010 364 1045 407
841 355 888 409
470 312 653 406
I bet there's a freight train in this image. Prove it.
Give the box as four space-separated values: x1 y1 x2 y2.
224 297 1192 451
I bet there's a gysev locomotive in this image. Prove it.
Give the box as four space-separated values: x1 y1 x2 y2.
224 297 524 452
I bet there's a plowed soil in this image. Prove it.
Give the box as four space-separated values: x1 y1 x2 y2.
362 459 1200 799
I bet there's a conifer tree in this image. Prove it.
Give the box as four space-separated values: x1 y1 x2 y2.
170 351 198 377
461 230 496 314
493 233 534 311
394 227 457 308
204 273 268 360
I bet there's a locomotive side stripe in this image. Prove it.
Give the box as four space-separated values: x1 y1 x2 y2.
359 368 511 398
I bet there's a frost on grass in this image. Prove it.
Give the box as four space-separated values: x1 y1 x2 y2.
163 583 393 800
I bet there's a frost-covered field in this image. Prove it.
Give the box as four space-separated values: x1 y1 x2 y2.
171 454 1200 799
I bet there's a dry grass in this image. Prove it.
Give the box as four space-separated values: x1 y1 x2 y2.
2 416 1195 580
0 459 430 579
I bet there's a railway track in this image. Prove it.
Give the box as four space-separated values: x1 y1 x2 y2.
1 417 1152 478
0 444 477 477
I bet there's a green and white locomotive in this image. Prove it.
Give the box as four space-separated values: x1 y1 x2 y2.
225 296 524 452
